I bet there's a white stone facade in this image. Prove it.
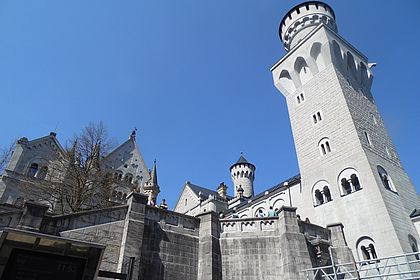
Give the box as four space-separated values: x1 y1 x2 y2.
271 2 420 259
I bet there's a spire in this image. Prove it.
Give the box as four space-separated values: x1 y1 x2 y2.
143 159 160 204
151 159 158 186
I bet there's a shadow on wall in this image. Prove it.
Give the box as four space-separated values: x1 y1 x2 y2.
139 221 168 280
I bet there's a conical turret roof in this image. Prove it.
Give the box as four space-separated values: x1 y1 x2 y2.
236 155 249 165
230 153 255 171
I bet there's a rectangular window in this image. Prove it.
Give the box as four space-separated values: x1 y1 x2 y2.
364 131 372 146
312 111 322 124
296 93 305 104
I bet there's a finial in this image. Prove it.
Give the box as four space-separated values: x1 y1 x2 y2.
154 159 156 164
130 127 137 140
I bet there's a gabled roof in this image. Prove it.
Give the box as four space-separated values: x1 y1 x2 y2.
188 183 224 200
18 132 66 157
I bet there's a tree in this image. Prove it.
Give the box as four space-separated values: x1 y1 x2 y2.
0 141 15 174
21 122 117 214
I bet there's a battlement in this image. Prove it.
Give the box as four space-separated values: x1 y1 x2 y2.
280 1 336 51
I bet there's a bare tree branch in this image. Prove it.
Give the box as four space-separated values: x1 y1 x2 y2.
0 140 15 174
20 122 119 215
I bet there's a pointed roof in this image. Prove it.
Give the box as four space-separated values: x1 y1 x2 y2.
150 160 158 186
230 153 255 171
236 155 249 165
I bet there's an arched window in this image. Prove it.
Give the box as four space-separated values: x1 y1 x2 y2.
125 173 133 183
315 190 324 205
377 166 396 192
27 163 39 177
294 57 313 85
310 42 325 71
254 207 266 217
36 166 48 180
350 174 361 191
346 52 357 78
312 181 332 206
319 138 332 156
323 186 332 202
409 235 419 260
341 178 352 194
338 168 362 196
356 237 378 261
332 40 343 62
272 198 285 211
279 69 296 93
360 62 369 86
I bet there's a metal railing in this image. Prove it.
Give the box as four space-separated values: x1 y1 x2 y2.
304 251 420 280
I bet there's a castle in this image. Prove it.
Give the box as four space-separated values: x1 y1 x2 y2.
0 2 419 279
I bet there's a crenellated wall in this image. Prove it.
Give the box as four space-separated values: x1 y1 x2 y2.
0 193 353 280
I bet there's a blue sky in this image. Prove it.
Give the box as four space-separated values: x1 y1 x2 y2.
0 1 419 208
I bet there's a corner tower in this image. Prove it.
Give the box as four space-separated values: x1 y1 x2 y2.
230 154 255 198
271 1 420 259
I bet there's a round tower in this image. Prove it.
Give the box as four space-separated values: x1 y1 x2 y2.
230 154 255 198
279 1 336 51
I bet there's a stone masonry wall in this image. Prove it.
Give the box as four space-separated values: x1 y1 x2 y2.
139 206 200 280
60 220 125 277
220 218 282 279
219 207 314 280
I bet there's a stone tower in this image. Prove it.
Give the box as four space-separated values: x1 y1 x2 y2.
230 154 255 198
271 1 420 259
143 160 160 204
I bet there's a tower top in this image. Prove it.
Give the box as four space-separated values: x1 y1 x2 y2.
230 153 255 171
279 1 337 51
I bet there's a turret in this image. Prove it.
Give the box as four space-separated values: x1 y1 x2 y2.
216 182 227 199
230 154 255 198
143 160 160 204
279 1 336 51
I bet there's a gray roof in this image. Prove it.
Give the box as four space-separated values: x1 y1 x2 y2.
224 174 301 215
230 154 255 170
188 183 232 200
236 155 249 164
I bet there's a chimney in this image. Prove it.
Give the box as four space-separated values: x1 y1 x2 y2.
216 182 227 199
